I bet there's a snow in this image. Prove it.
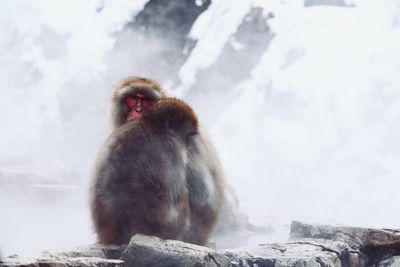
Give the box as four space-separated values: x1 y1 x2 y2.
0 0 148 256
1 0 400 257
209 1 400 230
0 0 148 168
176 0 252 96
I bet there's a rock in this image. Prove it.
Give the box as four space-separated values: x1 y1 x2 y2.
3 221 400 267
1 255 123 267
290 221 400 266
376 256 400 267
290 220 400 266
1 244 126 267
120 234 231 267
183 6 274 126
42 243 127 260
132 0 211 41
222 238 349 266
108 0 211 85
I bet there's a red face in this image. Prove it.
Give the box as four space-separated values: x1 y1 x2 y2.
125 94 154 120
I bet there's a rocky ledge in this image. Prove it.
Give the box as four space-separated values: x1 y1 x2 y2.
2 221 400 267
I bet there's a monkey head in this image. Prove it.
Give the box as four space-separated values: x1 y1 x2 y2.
111 76 168 128
143 98 199 137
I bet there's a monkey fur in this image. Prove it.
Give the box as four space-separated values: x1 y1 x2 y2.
90 77 226 246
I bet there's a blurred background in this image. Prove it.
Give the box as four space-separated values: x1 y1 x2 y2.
1 0 400 256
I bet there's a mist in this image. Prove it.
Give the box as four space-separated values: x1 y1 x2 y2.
1 0 400 257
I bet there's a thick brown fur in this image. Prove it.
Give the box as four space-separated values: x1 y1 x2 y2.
90 77 226 246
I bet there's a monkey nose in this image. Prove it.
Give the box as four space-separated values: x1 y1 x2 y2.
136 103 142 112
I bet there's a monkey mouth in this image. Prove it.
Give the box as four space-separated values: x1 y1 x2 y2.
128 110 143 120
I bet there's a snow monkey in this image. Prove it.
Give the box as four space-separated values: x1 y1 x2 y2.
90 77 226 246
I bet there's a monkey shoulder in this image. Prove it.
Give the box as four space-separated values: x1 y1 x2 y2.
94 123 150 170
99 121 184 169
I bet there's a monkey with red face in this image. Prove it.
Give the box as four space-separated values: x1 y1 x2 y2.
90 77 226 246
110 77 167 126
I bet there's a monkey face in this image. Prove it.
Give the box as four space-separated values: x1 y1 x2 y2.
125 94 154 120
111 77 168 128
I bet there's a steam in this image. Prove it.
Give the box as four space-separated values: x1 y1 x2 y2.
0 0 150 256
206 0 400 228
0 0 148 171
1 0 400 257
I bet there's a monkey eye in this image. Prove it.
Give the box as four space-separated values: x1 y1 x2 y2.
125 97 138 108
127 95 152 101
128 95 140 100
141 99 153 109
125 95 154 109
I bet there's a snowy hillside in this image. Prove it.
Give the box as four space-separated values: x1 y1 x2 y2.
1 0 400 256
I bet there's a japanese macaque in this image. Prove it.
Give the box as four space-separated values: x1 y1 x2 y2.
110 77 168 128
90 77 226 246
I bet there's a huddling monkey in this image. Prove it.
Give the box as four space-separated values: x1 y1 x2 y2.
90 77 227 246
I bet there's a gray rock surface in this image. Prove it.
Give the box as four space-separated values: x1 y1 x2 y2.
376 256 400 267
120 234 231 267
223 240 347 266
290 220 400 266
3 221 400 267
42 243 127 259
1 255 123 267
